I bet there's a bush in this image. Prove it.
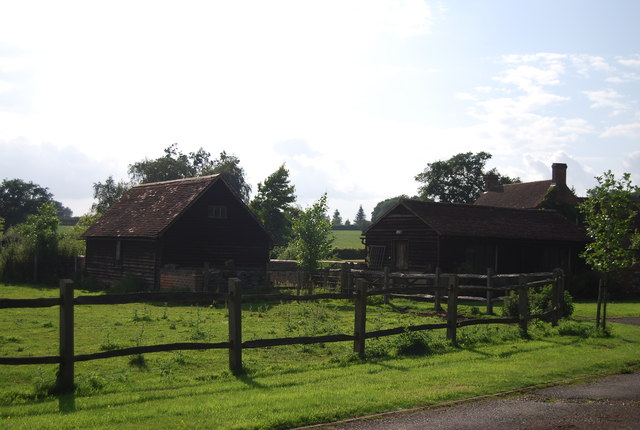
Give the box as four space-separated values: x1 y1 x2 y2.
332 248 366 260
502 284 574 318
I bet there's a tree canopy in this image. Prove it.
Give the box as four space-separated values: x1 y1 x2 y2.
250 164 297 246
354 205 370 230
579 171 640 276
291 194 334 272
371 195 410 222
415 152 520 204
331 209 343 227
128 144 251 202
0 179 54 228
92 176 131 214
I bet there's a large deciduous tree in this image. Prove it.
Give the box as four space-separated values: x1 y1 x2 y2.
415 152 520 204
579 171 640 277
371 195 410 223
250 164 297 246
92 176 131 214
128 144 251 203
291 194 334 272
0 179 54 227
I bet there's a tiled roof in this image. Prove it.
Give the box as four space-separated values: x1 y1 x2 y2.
474 180 553 209
399 199 586 242
83 175 221 239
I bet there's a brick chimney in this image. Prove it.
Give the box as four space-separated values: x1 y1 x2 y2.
551 163 567 187
483 173 500 191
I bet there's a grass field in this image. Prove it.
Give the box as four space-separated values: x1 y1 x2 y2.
1 283 639 429
331 230 364 249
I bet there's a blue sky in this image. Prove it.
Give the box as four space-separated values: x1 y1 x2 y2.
1 0 639 220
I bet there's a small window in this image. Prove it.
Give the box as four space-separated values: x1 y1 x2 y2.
208 205 228 219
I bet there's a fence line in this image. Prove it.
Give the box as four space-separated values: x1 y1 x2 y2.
0 269 565 392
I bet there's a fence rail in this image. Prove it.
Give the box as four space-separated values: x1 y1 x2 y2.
0 268 565 393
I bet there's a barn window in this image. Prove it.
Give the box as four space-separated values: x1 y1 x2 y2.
208 205 228 219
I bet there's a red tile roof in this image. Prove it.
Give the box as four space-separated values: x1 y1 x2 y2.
474 180 554 209
83 175 221 239
398 199 586 242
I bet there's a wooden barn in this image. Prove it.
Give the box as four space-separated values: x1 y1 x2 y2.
83 175 272 290
363 199 586 275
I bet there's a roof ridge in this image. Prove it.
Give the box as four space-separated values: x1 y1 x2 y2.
132 174 220 188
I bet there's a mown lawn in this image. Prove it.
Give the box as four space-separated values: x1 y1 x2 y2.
1 283 639 429
331 230 364 249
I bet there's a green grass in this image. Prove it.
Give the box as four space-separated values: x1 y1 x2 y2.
331 230 364 249
573 299 640 319
1 283 640 429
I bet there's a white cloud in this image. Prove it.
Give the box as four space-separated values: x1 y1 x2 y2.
623 151 640 184
583 89 628 115
601 121 640 139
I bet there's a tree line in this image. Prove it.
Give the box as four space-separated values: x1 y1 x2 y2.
1 147 638 289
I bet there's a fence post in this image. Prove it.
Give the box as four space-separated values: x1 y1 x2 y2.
353 278 367 359
227 278 243 375
486 267 494 315
340 263 349 293
434 267 443 312
446 275 458 344
57 279 74 393
383 266 390 305
518 275 529 338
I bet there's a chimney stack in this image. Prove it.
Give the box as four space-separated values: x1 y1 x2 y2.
552 163 567 187
483 173 499 191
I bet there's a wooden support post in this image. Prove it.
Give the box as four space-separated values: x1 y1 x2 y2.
446 275 458 344
347 263 354 293
227 278 243 375
434 267 443 312
323 268 329 291
596 278 603 329
202 262 210 292
518 275 529 338
57 279 75 393
486 267 494 315
353 278 367 359
383 266 390 305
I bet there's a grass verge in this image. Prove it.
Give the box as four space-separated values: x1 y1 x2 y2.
1 283 639 429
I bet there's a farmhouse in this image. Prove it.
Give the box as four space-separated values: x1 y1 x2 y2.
474 163 580 210
363 199 586 275
83 175 272 290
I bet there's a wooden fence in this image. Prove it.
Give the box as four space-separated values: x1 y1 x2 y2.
0 269 565 393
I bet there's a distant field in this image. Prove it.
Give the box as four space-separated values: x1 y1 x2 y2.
332 229 364 249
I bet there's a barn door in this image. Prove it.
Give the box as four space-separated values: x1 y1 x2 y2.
394 241 408 270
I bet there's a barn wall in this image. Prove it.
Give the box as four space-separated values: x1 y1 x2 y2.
85 238 157 288
161 181 271 270
365 205 439 271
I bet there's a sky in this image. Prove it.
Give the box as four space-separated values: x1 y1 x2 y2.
1 0 639 220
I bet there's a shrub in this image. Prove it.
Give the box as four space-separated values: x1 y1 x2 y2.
502 285 573 318
392 330 432 356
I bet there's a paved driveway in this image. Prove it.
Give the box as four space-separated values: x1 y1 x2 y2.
307 371 640 430
303 317 640 430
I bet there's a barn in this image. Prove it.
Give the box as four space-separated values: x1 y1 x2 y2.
83 175 272 290
363 199 586 275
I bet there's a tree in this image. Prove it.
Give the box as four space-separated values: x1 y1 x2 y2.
415 152 520 204
212 151 251 203
92 176 131 214
128 143 214 184
371 195 410 222
0 179 54 228
291 194 334 272
18 202 60 253
331 209 343 227
354 205 370 230
250 164 297 246
55 201 74 221
128 144 251 203
579 171 640 277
